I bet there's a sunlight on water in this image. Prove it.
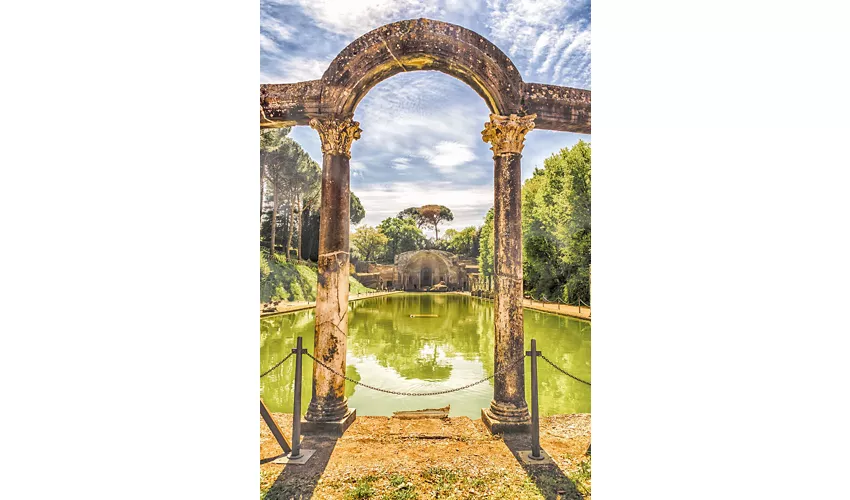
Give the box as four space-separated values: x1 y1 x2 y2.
260 293 590 418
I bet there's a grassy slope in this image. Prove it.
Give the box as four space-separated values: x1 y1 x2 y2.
261 253 373 303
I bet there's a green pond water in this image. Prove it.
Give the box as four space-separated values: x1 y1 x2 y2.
260 293 590 418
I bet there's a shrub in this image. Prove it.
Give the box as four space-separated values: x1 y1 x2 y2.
260 252 272 280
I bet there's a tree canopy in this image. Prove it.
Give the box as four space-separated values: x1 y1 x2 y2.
378 217 426 261
478 140 591 303
351 226 388 262
419 205 454 240
442 226 479 257
260 134 364 262
523 140 590 303
398 207 425 228
350 192 365 225
397 205 453 240
262 136 315 258
478 208 495 280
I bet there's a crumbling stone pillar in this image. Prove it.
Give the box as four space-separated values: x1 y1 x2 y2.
304 116 361 428
480 113 536 432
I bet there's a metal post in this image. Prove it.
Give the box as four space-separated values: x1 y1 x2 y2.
528 339 543 460
261 399 291 454
291 336 305 459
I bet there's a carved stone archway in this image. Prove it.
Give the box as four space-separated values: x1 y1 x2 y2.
395 249 463 291
260 18 591 433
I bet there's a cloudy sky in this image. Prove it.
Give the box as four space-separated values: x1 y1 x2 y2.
261 0 591 232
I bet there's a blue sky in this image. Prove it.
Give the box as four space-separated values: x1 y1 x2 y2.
261 0 591 231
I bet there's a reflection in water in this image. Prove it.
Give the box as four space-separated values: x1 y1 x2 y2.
260 293 590 418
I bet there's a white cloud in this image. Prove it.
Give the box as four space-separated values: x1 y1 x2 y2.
537 27 577 75
260 33 282 55
418 141 476 174
350 160 368 177
260 11 294 41
271 0 442 37
260 56 330 83
552 30 591 82
485 0 591 87
529 28 554 64
353 73 491 157
391 157 413 170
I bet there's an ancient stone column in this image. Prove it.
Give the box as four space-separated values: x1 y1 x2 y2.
304 116 361 428
480 113 536 432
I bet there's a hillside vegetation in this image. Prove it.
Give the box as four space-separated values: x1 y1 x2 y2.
261 251 373 303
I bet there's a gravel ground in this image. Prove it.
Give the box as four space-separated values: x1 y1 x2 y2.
261 413 591 499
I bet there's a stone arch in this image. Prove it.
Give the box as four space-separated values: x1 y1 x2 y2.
261 19 590 132
396 250 459 290
260 17 591 432
319 18 525 117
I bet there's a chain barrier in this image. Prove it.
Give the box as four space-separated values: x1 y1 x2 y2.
305 352 526 396
539 354 591 386
260 351 294 379
265 344 589 389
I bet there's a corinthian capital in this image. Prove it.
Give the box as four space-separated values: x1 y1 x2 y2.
309 116 362 158
481 113 536 156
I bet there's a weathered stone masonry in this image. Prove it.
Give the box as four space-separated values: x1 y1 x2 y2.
305 117 360 423
261 19 590 132
261 19 590 430
481 113 535 426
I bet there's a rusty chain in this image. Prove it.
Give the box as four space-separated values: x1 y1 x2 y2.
539 354 591 386
260 351 294 378
305 352 526 396
265 347 589 390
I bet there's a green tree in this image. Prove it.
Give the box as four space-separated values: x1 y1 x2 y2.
351 226 389 262
262 138 317 260
418 205 454 240
350 192 366 225
523 140 591 303
293 155 321 260
478 208 495 287
398 207 426 228
261 145 288 257
378 217 426 261
289 189 367 263
444 226 479 257
260 128 290 224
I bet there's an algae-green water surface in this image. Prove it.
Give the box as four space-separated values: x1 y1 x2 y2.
260 293 590 418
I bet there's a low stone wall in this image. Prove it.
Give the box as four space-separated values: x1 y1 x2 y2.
260 290 403 318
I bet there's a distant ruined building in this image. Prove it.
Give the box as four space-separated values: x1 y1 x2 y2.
353 250 480 291
396 250 479 291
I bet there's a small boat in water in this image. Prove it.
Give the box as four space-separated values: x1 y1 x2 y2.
410 314 438 318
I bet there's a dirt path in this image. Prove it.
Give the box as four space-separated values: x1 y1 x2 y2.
521 299 590 321
261 414 591 499
459 293 591 321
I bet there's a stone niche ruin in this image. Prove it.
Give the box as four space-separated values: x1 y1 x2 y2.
394 250 470 291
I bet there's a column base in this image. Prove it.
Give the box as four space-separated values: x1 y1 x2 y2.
305 397 350 422
301 408 356 436
481 407 530 434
